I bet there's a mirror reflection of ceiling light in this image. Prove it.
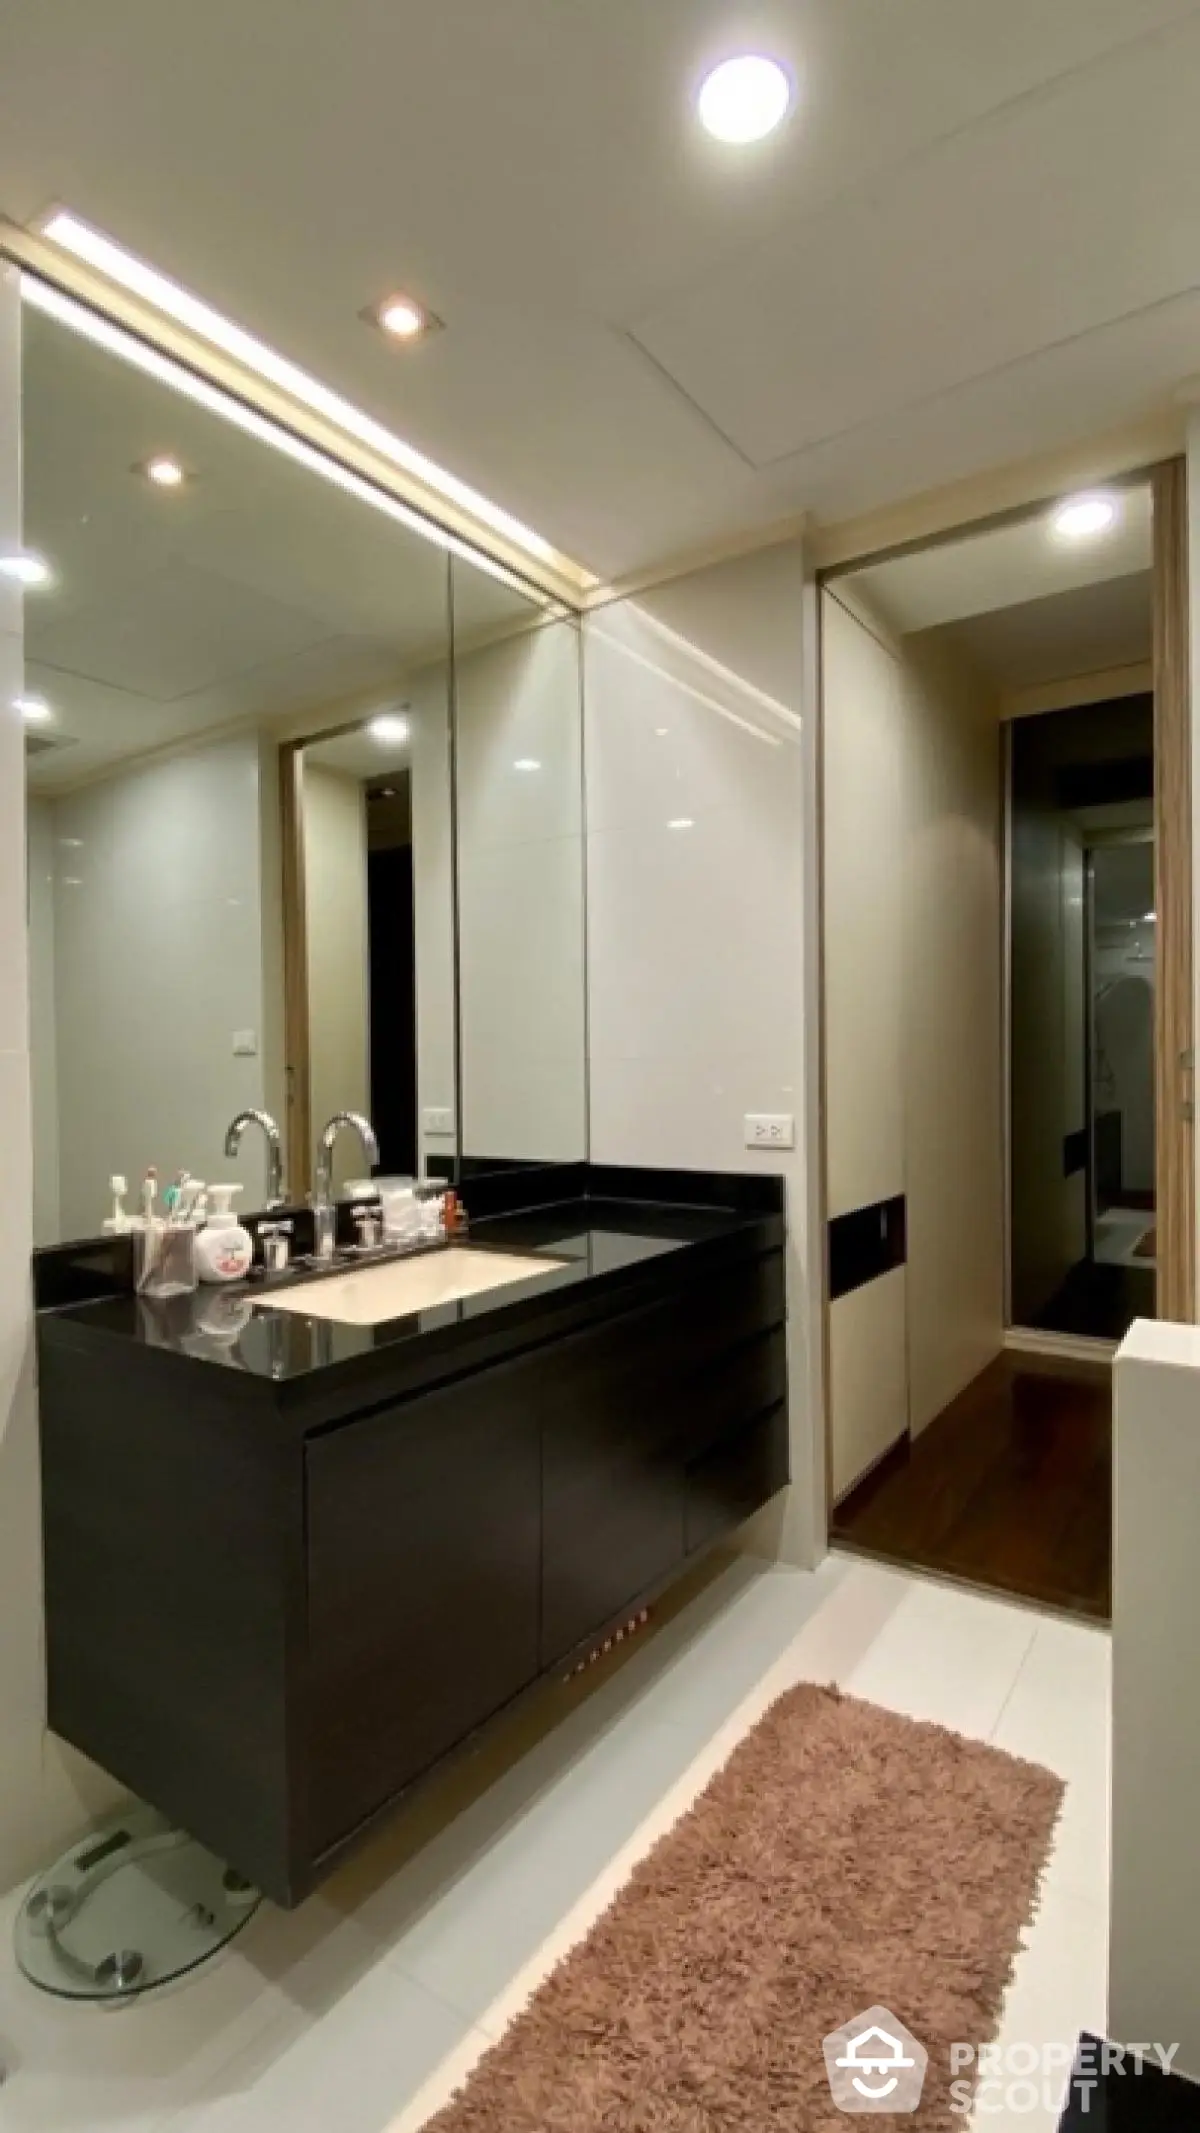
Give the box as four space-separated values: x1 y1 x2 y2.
697 55 793 143
513 758 541 771
668 817 696 830
1050 493 1119 543
15 694 52 723
369 714 410 745
0 551 53 587
38 211 581 580
23 275 549 604
143 455 187 488
1144 911 1157 923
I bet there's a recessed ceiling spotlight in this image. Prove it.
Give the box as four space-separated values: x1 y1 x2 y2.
371 293 441 342
513 757 542 772
697 55 793 144
668 817 696 831
369 713 410 744
1050 492 1119 543
15 694 52 724
141 455 188 488
0 551 53 587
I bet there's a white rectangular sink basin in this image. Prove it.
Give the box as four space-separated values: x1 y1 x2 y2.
258 1246 564 1326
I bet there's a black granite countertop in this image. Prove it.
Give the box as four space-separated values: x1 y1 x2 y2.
35 1171 785 1401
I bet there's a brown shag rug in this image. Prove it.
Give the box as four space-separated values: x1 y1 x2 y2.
424 1684 1063 2132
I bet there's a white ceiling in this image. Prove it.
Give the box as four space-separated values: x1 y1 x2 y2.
844 483 1154 692
946 573 1153 692
21 305 537 790
3 2 1199 580
849 485 1153 634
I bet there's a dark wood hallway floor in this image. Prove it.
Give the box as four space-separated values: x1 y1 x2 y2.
830 1352 1112 1621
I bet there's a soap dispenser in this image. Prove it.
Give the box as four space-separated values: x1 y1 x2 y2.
195 1184 254 1285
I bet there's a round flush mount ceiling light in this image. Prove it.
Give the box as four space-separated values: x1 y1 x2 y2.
0 551 53 587
369 713 410 744
697 55 793 143
15 694 52 724
142 455 187 488
370 293 442 343
1050 492 1119 543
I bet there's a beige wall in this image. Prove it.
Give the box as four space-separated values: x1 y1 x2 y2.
822 592 1005 1495
902 630 1005 1433
302 762 370 1188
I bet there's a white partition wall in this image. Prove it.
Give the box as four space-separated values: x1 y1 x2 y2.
1110 1321 1200 2079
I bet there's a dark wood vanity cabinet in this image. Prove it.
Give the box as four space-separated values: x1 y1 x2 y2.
39 1227 788 1906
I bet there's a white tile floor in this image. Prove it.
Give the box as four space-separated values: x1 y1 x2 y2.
0 1554 1110 2133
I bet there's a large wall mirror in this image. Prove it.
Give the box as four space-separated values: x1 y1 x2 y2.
21 284 587 1248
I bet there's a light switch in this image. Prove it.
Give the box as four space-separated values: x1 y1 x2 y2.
422 1106 455 1137
232 1029 258 1057
744 1113 795 1150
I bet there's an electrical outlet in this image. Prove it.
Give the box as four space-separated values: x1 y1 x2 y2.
422 1106 455 1137
744 1113 795 1150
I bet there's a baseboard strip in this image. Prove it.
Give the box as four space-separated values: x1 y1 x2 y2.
1005 1325 1117 1365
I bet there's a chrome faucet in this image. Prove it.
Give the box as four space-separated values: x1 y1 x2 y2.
224 1109 286 1208
312 1111 380 1260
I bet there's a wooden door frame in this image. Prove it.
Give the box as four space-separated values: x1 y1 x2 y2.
1152 457 1196 1321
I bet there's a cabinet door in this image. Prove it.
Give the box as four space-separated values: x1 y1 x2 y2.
540 1258 787 1668
305 1367 540 1860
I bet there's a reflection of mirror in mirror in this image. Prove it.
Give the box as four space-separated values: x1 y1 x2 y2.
450 558 586 1175
22 293 457 1244
288 571 588 1198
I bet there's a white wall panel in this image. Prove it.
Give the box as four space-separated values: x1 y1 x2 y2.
830 1269 909 1503
0 262 124 1896
822 594 907 1221
49 733 273 1237
583 543 819 1563
902 633 1004 1433
455 620 586 1163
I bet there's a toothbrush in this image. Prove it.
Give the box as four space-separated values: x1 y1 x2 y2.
176 1179 205 1225
163 1170 188 1218
140 1168 158 1226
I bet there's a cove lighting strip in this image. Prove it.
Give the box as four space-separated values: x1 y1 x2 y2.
39 211 594 588
21 273 547 601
